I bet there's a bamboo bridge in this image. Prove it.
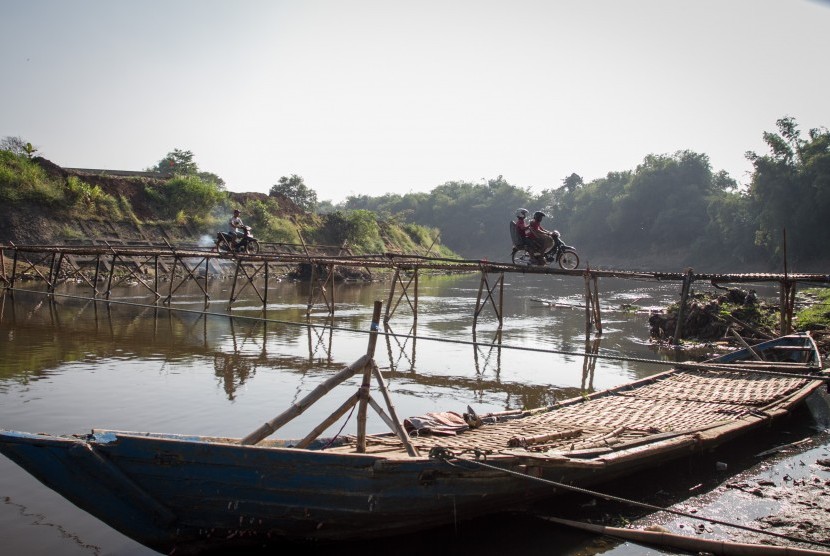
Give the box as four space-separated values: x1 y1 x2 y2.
2 241 829 342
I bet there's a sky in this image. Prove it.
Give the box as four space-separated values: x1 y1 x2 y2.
2 1 829 203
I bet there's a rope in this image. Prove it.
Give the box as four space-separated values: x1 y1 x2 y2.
5 288 827 381
321 401 357 450
427 447 830 550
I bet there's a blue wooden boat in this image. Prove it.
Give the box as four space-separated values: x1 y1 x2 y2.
1 332 826 554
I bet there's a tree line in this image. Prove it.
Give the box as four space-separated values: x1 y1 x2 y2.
339 117 830 271
4 116 827 271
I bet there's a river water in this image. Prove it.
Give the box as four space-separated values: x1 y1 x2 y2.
0 273 823 555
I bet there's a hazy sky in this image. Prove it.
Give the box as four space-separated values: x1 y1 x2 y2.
2 1 828 203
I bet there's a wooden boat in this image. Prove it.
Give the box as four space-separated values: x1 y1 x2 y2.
1 327 826 555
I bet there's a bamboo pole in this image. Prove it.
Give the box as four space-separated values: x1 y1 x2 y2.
356 300 383 453
541 516 828 556
584 270 592 336
672 268 694 345
263 260 268 312
592 274 602 334
240 354 370 445
367 396 397 432
294 393 359 449
371 362 419 456
730 329 763 361
93 254 101 297
384 268 399 323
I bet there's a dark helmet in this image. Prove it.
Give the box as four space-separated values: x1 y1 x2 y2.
533 211 545 221
233 209 241 215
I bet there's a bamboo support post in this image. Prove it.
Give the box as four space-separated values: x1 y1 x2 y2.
592 274 602 334
153 255 159 300
473 271 504 329
672 268 694 345
0 247 7 287
228 259 241 308
106 253 117 299
779 280 796 335
385 268 418 324
356 300 383 453
584 270 592 336
263 260 268 311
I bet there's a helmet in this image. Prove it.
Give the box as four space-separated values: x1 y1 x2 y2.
233 209 241 215
515 208 528 219
533 211 545 221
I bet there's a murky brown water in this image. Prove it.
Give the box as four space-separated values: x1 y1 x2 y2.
0 273 823 555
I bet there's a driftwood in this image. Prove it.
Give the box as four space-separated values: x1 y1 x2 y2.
540 516 828 556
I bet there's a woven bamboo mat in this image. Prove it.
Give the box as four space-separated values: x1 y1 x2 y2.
390 370 810 455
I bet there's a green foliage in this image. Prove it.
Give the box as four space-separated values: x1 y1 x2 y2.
796 288 830 330
145 175 226 221
746 117 830 266
1 136 38 157
0 151 62 204
151 148 198 176
270 174 318 212
242 199 297 243
64 176 122 217
342 175 536 258
322 210 384 252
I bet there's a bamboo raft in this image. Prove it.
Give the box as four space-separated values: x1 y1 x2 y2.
329 352 821 460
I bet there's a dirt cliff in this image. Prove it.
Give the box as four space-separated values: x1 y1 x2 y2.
0 158 302 246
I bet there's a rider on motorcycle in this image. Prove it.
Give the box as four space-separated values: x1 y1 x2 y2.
228 209 248 249
529 211 560 261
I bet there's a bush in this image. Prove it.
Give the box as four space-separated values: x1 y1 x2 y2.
243 199 297 243
145 175 226 220
64 176 121 217
0 151 62 204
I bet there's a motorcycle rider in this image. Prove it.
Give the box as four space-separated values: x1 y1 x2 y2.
529 211 557 260
228 209 247 249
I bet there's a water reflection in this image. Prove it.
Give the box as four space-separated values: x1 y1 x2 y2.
383 322 416 373
472 327 502 377
0 287 614 409
0 277 814 556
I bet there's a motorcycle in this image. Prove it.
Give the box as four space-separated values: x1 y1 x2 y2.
509 220 580 270
215 226 260 255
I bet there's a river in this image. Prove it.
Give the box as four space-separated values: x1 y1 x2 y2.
0 273 825 555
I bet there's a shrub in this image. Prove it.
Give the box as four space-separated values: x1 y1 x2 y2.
0 151 62 204
145 175 226 220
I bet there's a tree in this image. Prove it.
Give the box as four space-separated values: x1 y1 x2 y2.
745 117 830 266
562 173 583 192
152 149 199 176
1 136 38 158
269 174 318 212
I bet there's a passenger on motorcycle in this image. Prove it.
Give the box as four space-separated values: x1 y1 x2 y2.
515 208 531 242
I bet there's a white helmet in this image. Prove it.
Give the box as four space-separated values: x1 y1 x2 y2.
515 208 529 219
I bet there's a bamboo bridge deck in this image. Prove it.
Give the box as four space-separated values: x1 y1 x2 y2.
2 241 829 340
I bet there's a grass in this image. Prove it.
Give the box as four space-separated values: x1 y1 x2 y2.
796 288 830 330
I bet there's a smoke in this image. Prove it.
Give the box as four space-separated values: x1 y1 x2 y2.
198 234 216 248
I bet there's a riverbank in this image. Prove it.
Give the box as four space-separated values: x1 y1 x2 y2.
559 392 830 554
